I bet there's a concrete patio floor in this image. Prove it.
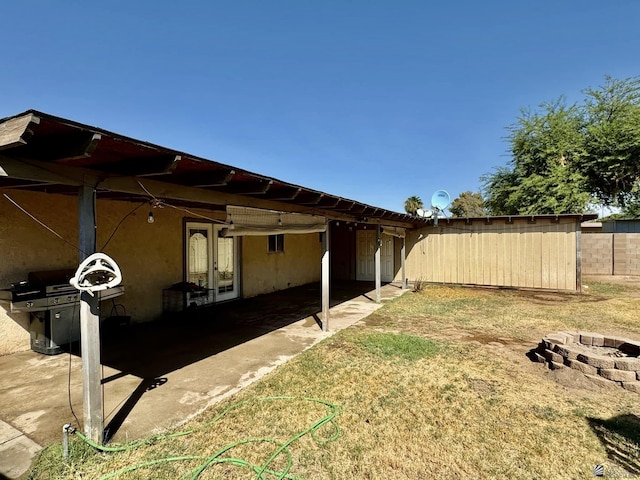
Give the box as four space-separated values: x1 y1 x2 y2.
0 281 407 479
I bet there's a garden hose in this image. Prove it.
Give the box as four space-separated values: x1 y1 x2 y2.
73 396 341 480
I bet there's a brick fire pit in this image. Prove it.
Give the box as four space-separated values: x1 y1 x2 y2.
535 331 640 392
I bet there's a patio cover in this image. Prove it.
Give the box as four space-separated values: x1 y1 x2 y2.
0 110 420 230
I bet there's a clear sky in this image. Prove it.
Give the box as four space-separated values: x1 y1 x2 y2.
1 1 639 212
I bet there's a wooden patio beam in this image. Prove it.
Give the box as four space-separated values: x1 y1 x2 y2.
191 169 236 187
298 193 323 205
224 179 273 195
334 200 355 212
264 187 301 201
94 154 181 177
316 197 340 208
0 113 40 150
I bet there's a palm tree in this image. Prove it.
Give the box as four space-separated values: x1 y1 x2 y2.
404 195 424 216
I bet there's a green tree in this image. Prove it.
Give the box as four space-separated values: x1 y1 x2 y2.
581 76 640 206
482 99 592 215
449 191 487 217
621 194 640 218
482 76 640 215
404 196 424 216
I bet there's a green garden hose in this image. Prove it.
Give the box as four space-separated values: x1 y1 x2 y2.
73 396 341 480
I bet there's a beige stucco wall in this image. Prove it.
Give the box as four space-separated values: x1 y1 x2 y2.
0 192 78 355
241 233 321 298
1 190 326 355
405 218 579 291
0 190 222 355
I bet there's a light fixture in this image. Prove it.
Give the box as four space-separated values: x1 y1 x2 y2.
147 210 155 224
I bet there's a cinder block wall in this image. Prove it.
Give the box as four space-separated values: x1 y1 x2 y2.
582 233 640 276
613 234 640 275
582 234 613 275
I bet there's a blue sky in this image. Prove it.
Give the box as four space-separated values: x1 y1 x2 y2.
1 1 639 212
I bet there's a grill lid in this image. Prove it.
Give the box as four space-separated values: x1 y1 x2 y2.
27 269 77 295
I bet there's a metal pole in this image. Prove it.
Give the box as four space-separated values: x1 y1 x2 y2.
321 222 330 331
375 224 381 303
401 236 407 289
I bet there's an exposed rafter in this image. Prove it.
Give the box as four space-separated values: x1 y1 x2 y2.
334 200 355 212
91 154 181 177
297 192 324 205
137 155 182 177
22 131 102 162
316 196 340 208
0 113 40 150
191 169 236 187
263 186 301 201
224 179 273 195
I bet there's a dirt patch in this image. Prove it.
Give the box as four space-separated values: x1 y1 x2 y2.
512 289 610 304
465 377 498 396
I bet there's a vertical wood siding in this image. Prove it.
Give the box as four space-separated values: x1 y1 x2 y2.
405 218 579 291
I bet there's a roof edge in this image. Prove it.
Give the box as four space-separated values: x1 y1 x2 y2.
415 213 598 224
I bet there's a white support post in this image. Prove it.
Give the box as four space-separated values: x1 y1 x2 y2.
78 184 103 444
375 224 381 303
401 236 407 289
321 223 330 332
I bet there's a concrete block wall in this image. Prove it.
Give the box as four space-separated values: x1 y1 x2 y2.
614 234 640 275
582 233 640 276
582 234 613 275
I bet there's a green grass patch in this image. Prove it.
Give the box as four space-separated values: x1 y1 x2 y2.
353 332 443 361
381 286 511 320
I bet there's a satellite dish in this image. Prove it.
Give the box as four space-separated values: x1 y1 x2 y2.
431 190 450 210
430 190 450 226
416 208 425 217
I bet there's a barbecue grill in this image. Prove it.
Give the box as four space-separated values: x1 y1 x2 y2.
0 269 124 354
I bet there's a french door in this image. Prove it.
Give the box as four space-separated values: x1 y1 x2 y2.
186 223 239 302
355 230 394 282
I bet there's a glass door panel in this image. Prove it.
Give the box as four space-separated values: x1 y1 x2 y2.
186 223 214 304
215 227 239 301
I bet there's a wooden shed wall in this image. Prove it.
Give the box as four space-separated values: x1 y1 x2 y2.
405 218 579 291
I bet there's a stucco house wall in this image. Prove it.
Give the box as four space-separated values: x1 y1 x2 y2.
0 191 192 354
241 233 322 298
0 190 325 355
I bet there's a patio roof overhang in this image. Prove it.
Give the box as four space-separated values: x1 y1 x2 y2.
0 110 420 229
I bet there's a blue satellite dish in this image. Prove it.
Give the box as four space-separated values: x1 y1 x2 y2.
431 190 450 210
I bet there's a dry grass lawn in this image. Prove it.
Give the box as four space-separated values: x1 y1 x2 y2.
28 277 640 479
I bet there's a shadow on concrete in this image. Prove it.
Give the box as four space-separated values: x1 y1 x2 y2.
103 377 168 443
96 281 378 378
68 281 383 440
587 414 640 475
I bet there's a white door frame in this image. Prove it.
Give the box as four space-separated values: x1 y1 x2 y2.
185 222 240 303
